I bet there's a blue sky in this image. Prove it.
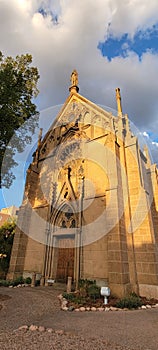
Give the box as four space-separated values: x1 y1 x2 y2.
0 0 158 209
98 25 158 61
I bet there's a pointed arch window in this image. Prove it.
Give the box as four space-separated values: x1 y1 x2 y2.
55 206 77 229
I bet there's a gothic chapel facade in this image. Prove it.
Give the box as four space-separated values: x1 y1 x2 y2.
8 71 158 298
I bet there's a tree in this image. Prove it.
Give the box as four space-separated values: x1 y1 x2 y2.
0 52 40 188
0 220 16 278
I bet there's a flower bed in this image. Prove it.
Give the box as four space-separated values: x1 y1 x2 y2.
58 279 158 312
59 293 158 312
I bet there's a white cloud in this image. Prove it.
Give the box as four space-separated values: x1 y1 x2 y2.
143 132 149 138
152 141 158 147
107 0 158 38
0 0 158 164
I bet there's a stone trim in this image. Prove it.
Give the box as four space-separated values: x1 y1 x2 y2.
58 294 158 312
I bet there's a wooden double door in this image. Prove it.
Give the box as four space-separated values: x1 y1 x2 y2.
56 236 75 282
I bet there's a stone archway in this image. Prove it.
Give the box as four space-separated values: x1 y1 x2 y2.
50 206 77 282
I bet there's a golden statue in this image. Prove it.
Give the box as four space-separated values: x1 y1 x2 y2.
71 69 78 86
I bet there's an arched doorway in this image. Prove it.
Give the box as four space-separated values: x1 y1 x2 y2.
52 206 77 282
56 236 75 282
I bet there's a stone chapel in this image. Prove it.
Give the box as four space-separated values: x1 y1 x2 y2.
8 71 158 298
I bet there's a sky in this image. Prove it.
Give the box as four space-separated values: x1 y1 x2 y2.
0 0 158 209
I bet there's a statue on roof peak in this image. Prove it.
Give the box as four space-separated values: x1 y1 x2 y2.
70 69 78 86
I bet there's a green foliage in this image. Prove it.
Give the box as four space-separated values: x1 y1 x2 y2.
78 279 96 288
63 293 86 305
78 279 97 297
0 279 11 287
63 292 75 301
25 277 32 284
87 285 100 300
0 221 16 278
63 284 144 310
0 52 39 188
116 294 142 309
11 276 25 286
74 297 87 305
0 276 32 287
63 279 101 305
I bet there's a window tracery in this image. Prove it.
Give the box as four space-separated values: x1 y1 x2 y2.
56 207 77 229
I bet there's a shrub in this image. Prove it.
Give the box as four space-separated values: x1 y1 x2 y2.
62 292 86 305
0 276 33 287
75 297 86 305
0 221 16 278
0 279 11 287
116 295 142 309
63 280 101 305
63 293 75 301
11 276 25 286
24 277 32 284
78 279 97 297
78 279 96 288
87 285 100 300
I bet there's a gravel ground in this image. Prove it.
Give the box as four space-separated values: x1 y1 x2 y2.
0 286 158 350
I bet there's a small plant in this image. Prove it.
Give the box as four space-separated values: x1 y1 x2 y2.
0 221 16 278
0 275 33 287
78 279 97 297
75 297 86 305
116 294 142 309
62 279 101 307
24 277 32 285
0 279 11 287
11 276 25 286
78 279 95 288
87 285 100 300
62 292 86 305
63 292 75 301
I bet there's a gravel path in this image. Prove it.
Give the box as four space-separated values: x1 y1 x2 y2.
0 286 158 350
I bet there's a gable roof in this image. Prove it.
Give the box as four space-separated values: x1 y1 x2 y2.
41 90 117 146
